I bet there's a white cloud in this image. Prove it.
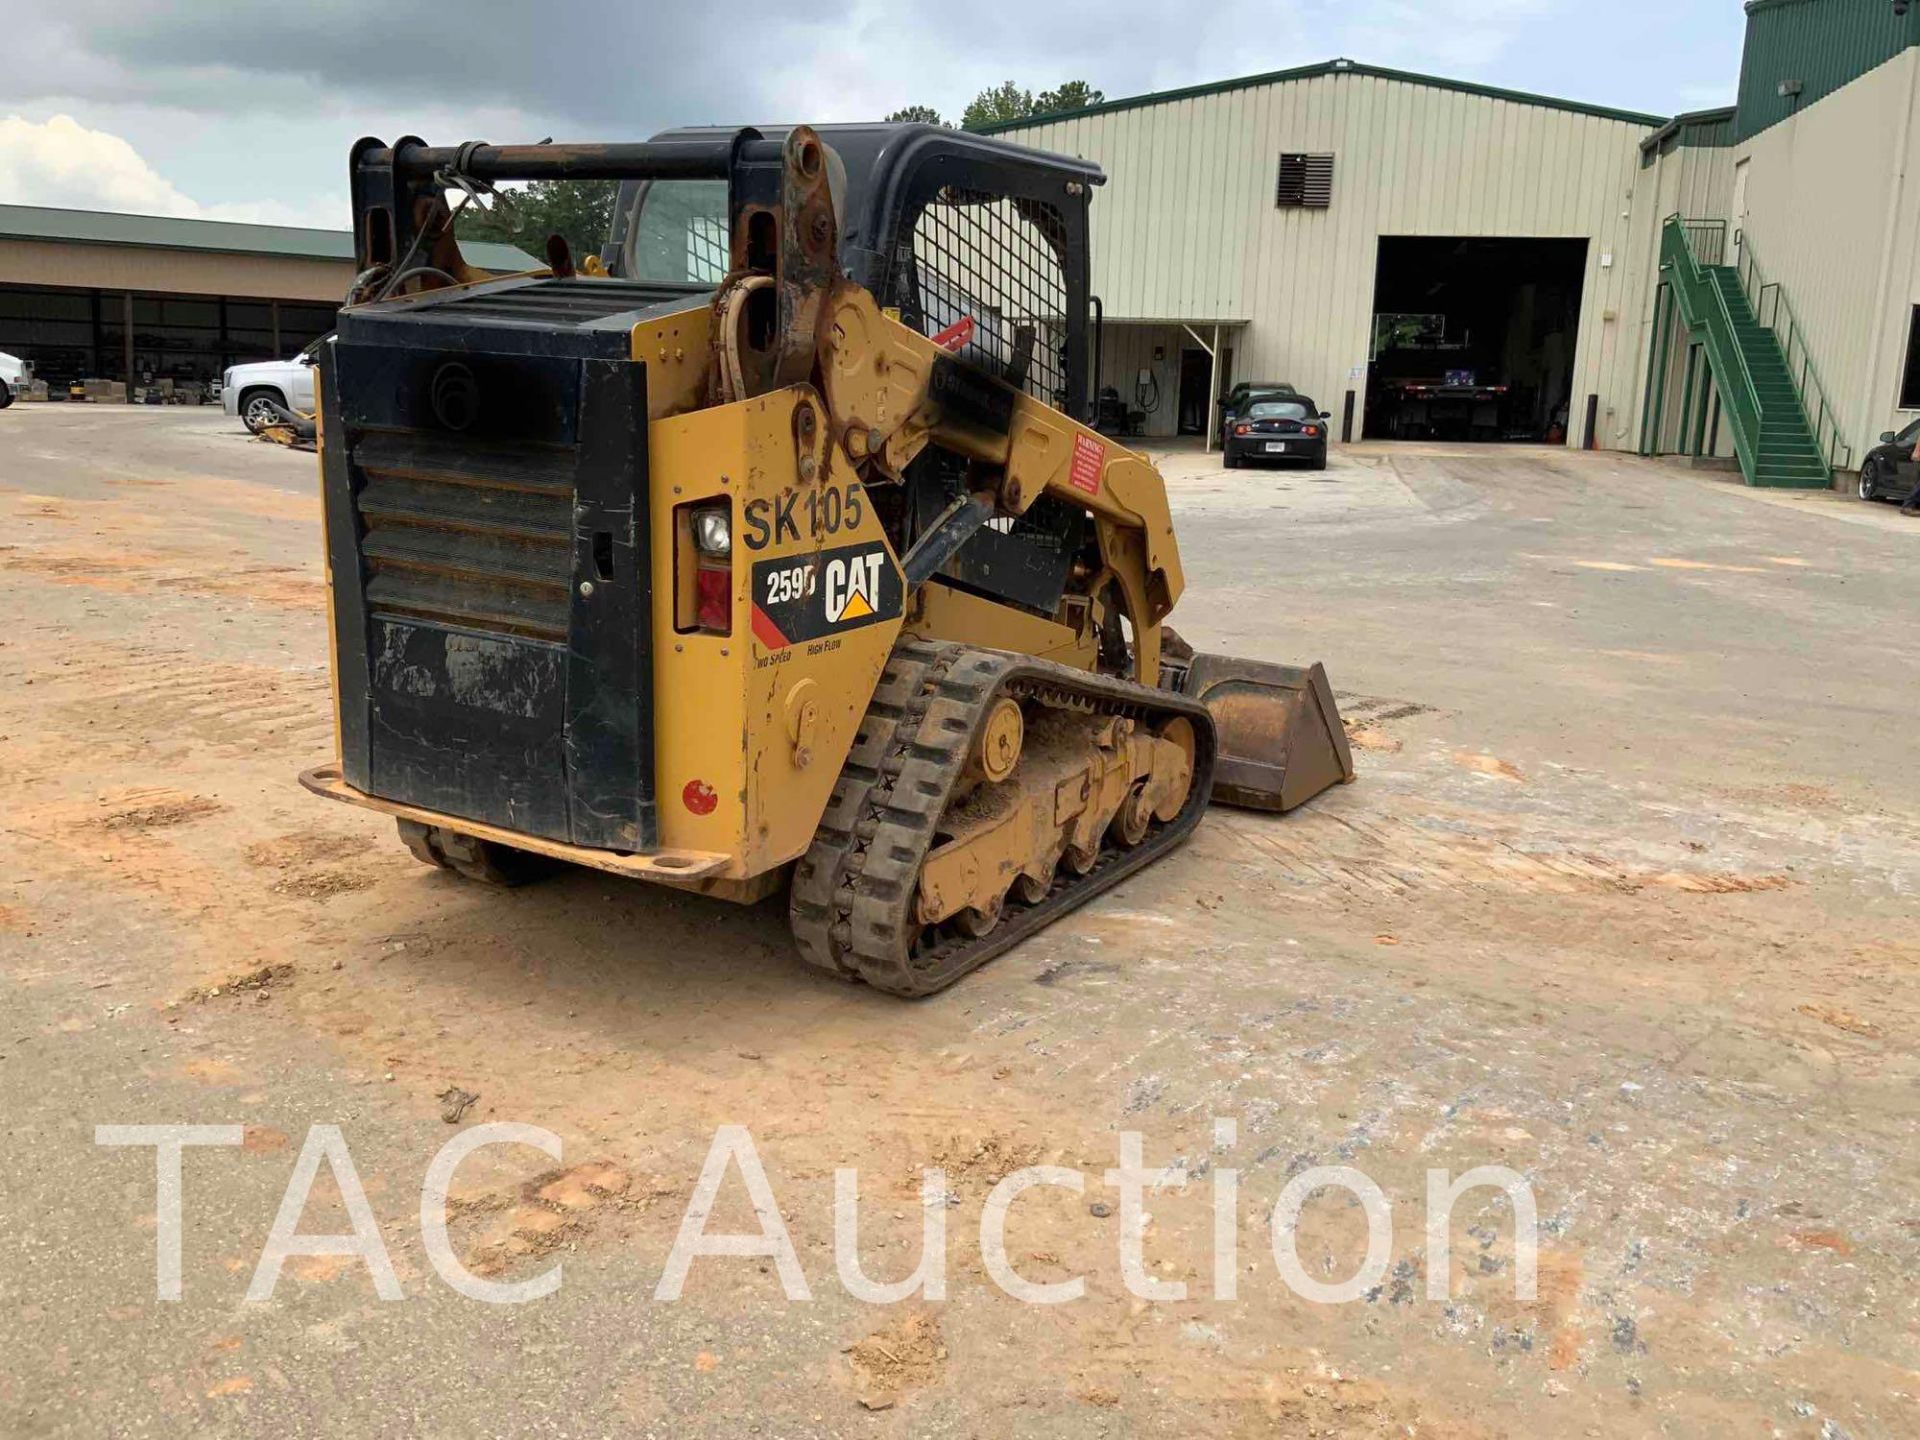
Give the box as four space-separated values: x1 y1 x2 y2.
0 112 199 215
0 112 345 227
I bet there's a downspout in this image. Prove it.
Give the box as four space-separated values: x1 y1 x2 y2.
1860 48 1920 454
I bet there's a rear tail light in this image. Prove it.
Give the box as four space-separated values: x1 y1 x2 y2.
1234 424 1250 436
691 507 731 558
1303 425 1320 438
674 500 733 635
695 566 730 631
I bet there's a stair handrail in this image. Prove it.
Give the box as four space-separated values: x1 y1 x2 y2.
1733 229 1852 472
1677 217 1728 268
1661 214 1766 479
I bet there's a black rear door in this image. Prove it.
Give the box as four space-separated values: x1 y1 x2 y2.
321 278 676 852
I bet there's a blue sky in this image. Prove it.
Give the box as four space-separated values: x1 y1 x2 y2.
0 1 1751 227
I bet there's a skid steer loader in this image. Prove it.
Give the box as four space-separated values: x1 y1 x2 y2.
300 124 1353 996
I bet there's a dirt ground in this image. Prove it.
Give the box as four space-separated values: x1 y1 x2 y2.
3 406 1917 1438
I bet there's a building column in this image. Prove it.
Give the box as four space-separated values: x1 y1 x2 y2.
1207 324 1221 453
1642 285 1673 456
270 299 281 357
1677 344 1700 457
122 291 135 396
1691 356 1714 458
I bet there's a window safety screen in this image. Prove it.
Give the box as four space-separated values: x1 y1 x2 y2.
891 189 1070 409
1276 153 1335 209
630 179 730 286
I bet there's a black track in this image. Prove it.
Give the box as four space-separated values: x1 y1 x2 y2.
789 640 1218 997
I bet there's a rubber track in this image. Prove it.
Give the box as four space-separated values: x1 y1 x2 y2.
789 638 953 978
788 640 1218 997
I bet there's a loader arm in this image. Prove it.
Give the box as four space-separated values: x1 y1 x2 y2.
815 280 1182 685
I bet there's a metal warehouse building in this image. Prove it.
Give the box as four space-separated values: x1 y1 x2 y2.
991 60 1669 452
984 0 1920 488
0 205 532 399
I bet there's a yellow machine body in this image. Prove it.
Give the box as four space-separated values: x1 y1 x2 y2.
302 124 1353 993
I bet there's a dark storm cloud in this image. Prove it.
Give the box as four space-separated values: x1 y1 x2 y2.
1 0 1736 180
0 0 1336 137
0 1 847 134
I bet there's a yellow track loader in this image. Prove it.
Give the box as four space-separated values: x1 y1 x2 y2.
301 124 1353 995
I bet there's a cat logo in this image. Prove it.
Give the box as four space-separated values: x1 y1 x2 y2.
750 540 901 650
824 551 885 624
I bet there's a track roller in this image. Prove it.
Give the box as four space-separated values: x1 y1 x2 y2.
397 820 555 887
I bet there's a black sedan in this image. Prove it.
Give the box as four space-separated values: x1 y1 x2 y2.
1223 395 1331 469
1857 420 1920 504
1217 381 1295 446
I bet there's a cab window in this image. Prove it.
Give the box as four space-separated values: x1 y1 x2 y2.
627 180 729 286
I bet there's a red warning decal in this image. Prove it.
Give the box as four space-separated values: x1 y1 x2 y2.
1068 432 1105 496
930 315 976 353
681 779 718 816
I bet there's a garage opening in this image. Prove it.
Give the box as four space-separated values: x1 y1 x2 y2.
1365 237 1588 443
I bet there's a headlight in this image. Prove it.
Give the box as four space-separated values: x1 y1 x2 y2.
692 507 731 557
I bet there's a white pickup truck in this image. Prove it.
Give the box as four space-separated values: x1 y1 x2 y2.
0 350 28 408
222 340 321 432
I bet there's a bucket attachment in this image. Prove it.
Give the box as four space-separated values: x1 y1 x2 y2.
1173 654 1355 812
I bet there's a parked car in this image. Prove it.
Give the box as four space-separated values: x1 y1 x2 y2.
1223 394 1331 470
223 340 322 433
1857 421 1920 504
1217 380 1296 445
0 350 28 409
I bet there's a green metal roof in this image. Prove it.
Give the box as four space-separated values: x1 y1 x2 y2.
1736 0 1920 142
1638 106 1737 165
0 203 539 273
972 58 1669 136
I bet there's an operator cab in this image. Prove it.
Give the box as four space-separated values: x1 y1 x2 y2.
611 124 1103 422
609 125 1110 623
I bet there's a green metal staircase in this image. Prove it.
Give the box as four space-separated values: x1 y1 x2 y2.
1650 216 1847 488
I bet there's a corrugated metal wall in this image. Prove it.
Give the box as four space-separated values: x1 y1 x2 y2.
1008 70 1663 450
1735 0 1920 142
1652 143 1735 221
1733 48 1920 462
0 239 353 303
1096 323 1196 437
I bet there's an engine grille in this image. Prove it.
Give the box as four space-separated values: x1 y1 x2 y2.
397 277 701 330
352 430 573 641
